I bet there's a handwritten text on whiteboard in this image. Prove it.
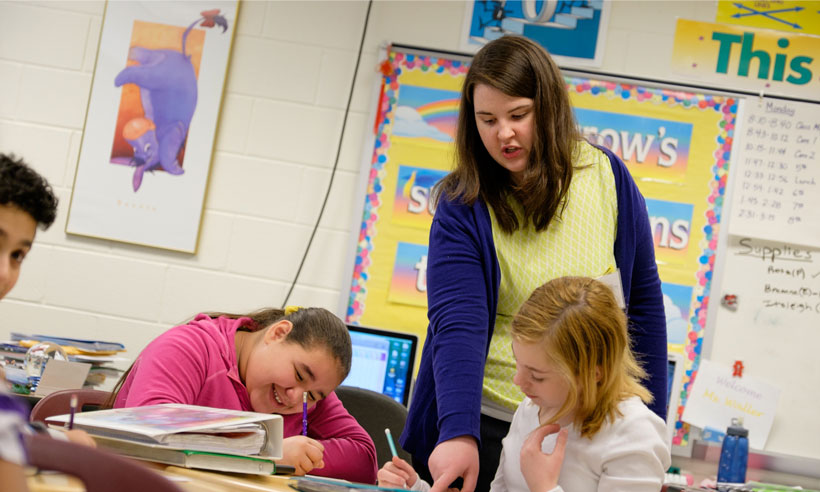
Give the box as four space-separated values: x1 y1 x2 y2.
728 99 820 248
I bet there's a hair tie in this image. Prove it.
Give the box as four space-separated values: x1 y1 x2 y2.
284 305 301 316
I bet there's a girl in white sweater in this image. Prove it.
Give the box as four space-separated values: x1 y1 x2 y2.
379 277 670 492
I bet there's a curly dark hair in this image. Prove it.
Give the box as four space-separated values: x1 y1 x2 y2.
0 153 58 229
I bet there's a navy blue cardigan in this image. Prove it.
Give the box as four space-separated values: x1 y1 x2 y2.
399 145 668 466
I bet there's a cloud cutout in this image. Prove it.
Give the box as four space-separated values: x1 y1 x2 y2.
664 293 689 345
392 106 452 142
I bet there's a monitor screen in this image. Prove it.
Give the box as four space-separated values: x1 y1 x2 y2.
667 359 676 410
666 352 685 444
342 325 418 406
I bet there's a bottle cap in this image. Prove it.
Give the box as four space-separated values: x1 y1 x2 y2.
728 417 749 437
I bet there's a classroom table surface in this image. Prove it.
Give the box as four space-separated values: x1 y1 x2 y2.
26 463 297 492
671 454 820 490
27 456 820 492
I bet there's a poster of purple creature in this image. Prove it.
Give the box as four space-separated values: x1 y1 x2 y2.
110 9 229 192
67 2 238 253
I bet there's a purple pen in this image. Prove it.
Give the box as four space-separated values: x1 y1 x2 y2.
301 392 308 436
68 394 78 430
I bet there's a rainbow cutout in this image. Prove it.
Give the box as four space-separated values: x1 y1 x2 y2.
662 281 695 346
646 198 695 266
415 99 460 140
392 166 448 229
575 108 693 183
393 85 460 142
387 242 429 307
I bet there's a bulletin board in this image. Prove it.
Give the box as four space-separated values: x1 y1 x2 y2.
340 43 757 451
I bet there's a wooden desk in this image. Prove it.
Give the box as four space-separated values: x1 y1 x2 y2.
29 454 819 492
26 464 296 492
27 470 86 492
164 467 294 491
672 441 820 490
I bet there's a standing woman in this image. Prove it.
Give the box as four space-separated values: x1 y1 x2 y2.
400 35 667 492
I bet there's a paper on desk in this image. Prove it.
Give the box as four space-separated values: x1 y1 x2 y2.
682 359 780 449
596 269 625 309
34 359 91 397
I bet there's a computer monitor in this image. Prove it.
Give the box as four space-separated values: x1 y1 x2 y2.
341 324 418 406
666 351 685 445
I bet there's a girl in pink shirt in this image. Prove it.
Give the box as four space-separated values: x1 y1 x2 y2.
107 306 377 483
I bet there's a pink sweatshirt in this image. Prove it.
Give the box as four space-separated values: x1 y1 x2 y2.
114 314 377 483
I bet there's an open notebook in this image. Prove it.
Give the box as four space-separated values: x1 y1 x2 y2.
47 403 282 455
47 404 285 475
289 476 406 492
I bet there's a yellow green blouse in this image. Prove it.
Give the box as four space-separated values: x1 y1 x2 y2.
482 141 619 417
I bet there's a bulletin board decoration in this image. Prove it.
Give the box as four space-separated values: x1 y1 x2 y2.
716 0 820 36
345 48 469 329
461 0 611 67
564 74 739 446
343 45 740 447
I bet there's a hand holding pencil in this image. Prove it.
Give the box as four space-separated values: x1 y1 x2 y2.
379 428 457 491
62 429 97 448
68 394 77 430
58 395 97 448
281 435 325 476
379 428 415 488
378 455 418 489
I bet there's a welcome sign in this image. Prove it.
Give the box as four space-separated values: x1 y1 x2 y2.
682 359 780 449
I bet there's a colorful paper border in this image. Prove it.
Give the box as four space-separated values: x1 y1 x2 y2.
346 51 469 322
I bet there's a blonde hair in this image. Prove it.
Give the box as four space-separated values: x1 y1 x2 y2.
511 277 651 438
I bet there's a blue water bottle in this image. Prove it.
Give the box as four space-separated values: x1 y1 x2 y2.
717 417 749 484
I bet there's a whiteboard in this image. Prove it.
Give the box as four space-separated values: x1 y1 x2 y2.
709 98 820 460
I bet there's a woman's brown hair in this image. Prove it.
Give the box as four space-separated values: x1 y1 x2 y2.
511 277 651 438
437 35 581 233
102 307 351 409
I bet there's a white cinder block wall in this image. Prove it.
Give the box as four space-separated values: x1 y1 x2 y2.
0 1 719 361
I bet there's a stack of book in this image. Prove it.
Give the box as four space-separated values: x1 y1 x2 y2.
47 403 286 475
0 333 128 392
